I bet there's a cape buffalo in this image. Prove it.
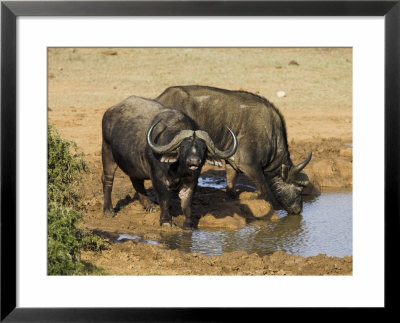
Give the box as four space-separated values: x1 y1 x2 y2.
156 85 312 215
102 95 237 229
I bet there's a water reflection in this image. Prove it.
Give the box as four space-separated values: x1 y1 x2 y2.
160 214 304 256
117 234 140 241
197 174 256 191
198 176 226 189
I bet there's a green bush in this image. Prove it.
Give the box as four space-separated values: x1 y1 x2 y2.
48 125 107 275
48 202 85 275
48 125 87 209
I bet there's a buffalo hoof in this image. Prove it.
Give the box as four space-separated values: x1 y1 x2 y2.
104 209 116 218
161 221 175 228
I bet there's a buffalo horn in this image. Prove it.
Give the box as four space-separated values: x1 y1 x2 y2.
288 152 312 181
146 121 195 154
195 125 238 159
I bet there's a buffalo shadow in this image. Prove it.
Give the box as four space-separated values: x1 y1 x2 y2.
111 168 317 227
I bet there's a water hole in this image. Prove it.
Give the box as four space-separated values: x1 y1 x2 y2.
158 192 352 258
116 174 352 258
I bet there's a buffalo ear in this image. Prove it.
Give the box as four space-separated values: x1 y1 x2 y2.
295 172 310 187
160 152 179 163
281 164 289 181
206 157 223 168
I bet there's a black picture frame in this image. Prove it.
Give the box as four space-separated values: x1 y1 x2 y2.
1 1 399 321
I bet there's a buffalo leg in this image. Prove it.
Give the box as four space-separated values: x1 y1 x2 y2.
225 164 238 200
158 195 173 226
152 178 173 226
241 165 273 202
130 177 157 212
179 184 196 230
102 141 118 217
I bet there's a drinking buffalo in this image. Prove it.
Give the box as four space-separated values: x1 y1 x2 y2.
156 85 312 215
101 96 237 229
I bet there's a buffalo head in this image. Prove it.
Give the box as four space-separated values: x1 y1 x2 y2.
270 152 312 214
146 121 238 173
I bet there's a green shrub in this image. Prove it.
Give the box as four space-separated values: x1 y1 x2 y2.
48 125 87 209
48 202 85 275
48 125 107 275
80 229 109 252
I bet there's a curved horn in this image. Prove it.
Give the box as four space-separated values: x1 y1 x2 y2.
146 121 194 154
195 125 238 159
288 152 312 181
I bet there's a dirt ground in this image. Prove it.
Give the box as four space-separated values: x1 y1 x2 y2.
48 48 352 275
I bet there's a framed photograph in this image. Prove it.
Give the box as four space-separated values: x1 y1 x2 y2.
1 0 398 320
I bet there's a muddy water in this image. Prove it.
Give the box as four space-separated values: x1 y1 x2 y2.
159 192 352 258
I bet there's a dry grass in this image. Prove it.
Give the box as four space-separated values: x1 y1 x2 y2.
48 47 352 154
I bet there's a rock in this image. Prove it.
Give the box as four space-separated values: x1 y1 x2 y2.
238 191 258 200
198 213 246 230
276 91 286 98
240 199 277 220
